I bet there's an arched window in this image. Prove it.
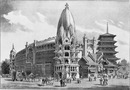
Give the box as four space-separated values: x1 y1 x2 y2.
65 59 69 64
65 52 69 56
65 45 70 50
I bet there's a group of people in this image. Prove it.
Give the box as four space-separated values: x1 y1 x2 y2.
11 70 37 82
60 78 66 87
88 74 97 81
99 74 108 86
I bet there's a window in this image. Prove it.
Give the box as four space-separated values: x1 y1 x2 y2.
65 45 70 50
65 59 69 64
65 52 69 56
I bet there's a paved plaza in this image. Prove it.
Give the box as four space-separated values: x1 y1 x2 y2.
0 77 129 90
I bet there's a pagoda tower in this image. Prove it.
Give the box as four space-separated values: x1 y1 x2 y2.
54 3 80 79
97 23 119 64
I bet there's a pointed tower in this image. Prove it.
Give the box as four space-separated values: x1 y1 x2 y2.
10 44 16 71
97 23 119 64
54 3 79 79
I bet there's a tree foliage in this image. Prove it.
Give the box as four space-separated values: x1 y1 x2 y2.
121 59 127 66
1 61 10 74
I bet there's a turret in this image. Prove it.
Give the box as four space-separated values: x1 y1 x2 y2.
10 44 16 70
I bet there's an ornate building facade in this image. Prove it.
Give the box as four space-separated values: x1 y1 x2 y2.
54 3 81 79
12 4 119 79
14 4 82 78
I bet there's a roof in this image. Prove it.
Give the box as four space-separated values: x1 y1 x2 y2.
27 37 56 47
35 37 55 46
98 40 117 43
82 56 98 66
104 60 118 67
98 50 118 54
97 45 117 49
98 33 116 40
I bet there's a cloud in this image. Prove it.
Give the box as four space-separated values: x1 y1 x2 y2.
3 10 34 32
0 0 17 32
1 11 57 61
0 0 14 15
118 40 128 45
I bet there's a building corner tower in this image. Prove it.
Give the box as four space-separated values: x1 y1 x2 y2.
10 44 16 72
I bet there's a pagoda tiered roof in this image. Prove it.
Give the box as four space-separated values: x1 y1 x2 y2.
104 60 118 67
97 45 117 48
97 45 117 47
100 50 118 54
107 57 120 61
97 41 117 45
98 33 116 40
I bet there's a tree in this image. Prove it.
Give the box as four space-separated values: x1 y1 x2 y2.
1 61 10 74
121 59 127 66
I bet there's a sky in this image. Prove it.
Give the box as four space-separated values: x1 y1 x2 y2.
0 0 129 62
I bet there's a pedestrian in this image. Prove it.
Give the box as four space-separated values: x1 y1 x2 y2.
103 74 108 86
94 76 96 81
42 78 45 85
100 77 103 85
89 76 92 81
60 78 63 87
13 70 16 81
77 78 81 84
62 79 65 87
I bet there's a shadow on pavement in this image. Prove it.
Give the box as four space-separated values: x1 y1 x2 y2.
54 85 61 87
4 78 12 81
94 84 101 85
88 85 130 90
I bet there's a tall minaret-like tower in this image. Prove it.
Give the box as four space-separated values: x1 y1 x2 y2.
54 3 79 79
10 44 16 71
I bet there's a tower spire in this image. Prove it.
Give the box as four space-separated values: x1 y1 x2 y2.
106 22 109 34
12 43 14 49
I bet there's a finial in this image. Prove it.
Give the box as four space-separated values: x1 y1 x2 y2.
65 3 69 9
106 22 109 34
84 34 86 37
26 42 28 45
12 43 14 49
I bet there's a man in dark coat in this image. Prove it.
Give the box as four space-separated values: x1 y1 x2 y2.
12 69 16 81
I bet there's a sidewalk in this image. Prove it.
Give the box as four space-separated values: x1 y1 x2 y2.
0 77 129 89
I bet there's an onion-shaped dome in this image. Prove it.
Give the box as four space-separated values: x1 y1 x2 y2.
56 3 76 44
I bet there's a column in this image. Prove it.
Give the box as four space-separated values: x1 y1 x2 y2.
76 66 79 78
67 73 69 78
